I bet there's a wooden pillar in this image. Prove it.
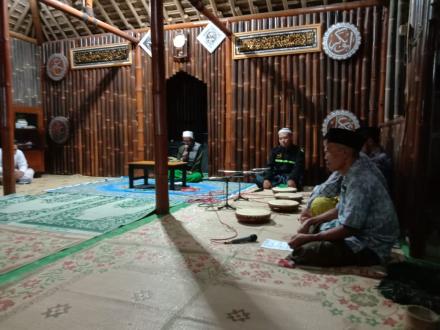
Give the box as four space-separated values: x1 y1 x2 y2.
135 46 145 160
224 35 233 169
398 0 439 258
0 0 16 194
151 0 169 214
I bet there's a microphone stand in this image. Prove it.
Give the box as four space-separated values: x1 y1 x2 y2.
233 174 249 201
217 175 236 210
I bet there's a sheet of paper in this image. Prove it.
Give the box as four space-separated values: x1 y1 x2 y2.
261 239 293 252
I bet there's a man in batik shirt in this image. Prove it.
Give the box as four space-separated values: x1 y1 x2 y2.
281 128 399 267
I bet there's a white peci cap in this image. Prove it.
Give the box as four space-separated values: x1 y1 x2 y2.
278 128 292 135
182 130 194 139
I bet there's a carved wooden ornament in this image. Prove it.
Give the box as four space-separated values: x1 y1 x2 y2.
46 53 69 81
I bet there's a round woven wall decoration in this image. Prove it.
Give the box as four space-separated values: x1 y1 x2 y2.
322 23 361 60
49 116 70 144
46 53 69 81
322 110 360 136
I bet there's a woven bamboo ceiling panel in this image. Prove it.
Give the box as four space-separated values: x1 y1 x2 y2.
8 0 358 41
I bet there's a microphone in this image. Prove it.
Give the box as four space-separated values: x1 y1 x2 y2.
224 234 258 244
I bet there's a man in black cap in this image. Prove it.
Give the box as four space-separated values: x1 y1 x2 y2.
280 128 399 268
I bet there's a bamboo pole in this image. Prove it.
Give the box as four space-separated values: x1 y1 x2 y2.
243 57 250 170
377 6 387 124
38 0 139 44
255 57 262 166
151 0 169 214
0 0 16 194
9 31 38 44
224 35 233 169
368 6 380 125
393 0 405 119
135 46 145 161
360 7 371 122
384 0 396 121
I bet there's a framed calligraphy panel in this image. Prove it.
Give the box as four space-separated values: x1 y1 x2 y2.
232 24 321 60
70 43 132 69
322 23 361 60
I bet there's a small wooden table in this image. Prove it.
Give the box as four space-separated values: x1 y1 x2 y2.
128 160 188 190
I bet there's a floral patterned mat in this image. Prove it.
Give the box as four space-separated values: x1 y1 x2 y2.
0 203 407 329
0 225 91 275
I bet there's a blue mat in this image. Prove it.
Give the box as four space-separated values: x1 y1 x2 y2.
47 177 256 203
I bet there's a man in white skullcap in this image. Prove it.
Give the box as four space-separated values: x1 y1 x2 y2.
0 144 35 184
175 131 204 182
255 128 304 190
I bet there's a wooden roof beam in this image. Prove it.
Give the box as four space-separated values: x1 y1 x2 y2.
126 1 145 27
38 0 139 43
9 31 37 44
208 0 218 16
247 0 256 14
140 0 151 20
29 0 44 44
109 0 134 30
38 6 59 40
173 0 190 22
266 0 273 12
85 0 94 16
14 2 31 32
53 11 81 37
40 5 68 39
186 0 232 37
228 0 237 15
94 0 113 25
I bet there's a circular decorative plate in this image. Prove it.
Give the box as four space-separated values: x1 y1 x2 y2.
46 53 68 81
48 116 70 144
322 23 361 60
322 110 360 136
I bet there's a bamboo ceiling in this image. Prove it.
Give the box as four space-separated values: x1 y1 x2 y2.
9 0 359 41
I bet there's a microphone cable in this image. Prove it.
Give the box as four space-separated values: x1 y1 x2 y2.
209 210 239 244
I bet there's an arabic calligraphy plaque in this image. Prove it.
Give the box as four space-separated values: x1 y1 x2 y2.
47 53 68 81
322 23 361 60
70 43 132 69
322 110 360 136
232 24 322 60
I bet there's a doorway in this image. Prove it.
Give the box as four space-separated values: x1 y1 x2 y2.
166 71 208 172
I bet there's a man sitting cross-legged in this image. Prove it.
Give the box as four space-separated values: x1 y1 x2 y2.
280 128 399 268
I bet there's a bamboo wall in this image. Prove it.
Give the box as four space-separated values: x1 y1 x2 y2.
42 2 387 182
230 5 386 183
11 38 41 106
394 0 440 258
42 35 137 176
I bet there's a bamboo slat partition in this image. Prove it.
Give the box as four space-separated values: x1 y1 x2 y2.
394 0 439 258
11 38 41 106
41 2 388 184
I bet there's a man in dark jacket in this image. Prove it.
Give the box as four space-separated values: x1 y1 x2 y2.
255 128 305 190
